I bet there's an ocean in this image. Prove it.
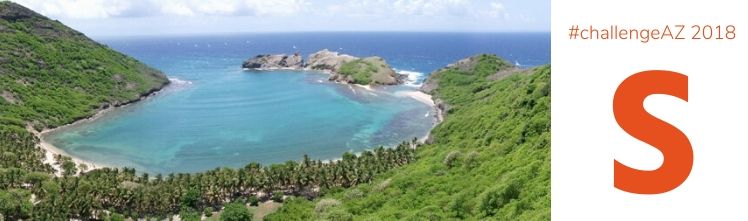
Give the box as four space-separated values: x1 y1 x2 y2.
44 32 550 174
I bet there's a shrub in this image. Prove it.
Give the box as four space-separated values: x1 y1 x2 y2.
465 151 479 168
220 202 252 221
344 188 363 200
443 150 461 168
108 213 125 221
321 207 353 221
374 178 391 191
271 191 284 203
448 193 472 218
203 207 213 217
179 208 200 221
247 195 260 206
315 198 342 214
412 205 446 220
479 182 521 217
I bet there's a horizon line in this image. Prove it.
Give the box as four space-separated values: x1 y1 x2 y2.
90 30 551 39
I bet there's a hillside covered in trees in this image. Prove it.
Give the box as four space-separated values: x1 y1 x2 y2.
0 1 169 134
267 56 551 220
0 2 550 220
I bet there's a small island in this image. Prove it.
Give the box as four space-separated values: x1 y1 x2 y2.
242 49 405 85
0 2 551 220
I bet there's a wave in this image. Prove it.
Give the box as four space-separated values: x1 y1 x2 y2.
168 77 193 88
395 69 425 87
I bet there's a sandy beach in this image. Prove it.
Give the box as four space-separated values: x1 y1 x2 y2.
29 122 107 176
350 82 434 106
40 135 104 175
28 84 167 176
395 90 435 107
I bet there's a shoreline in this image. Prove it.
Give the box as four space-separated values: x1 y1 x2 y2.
29 72 442 176
394 90 435 107
248 66 440 121
304 69 443 143
30 81 169 176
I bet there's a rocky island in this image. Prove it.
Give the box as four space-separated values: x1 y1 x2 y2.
242 49 405 85
241 53 304 69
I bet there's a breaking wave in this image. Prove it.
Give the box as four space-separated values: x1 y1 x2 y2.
168 77 193 86
395 69 425 87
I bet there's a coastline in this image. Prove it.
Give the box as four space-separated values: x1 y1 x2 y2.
394 90 435 107
247 66 439 118
29 70 442 175
29 81 170 176
350 81 442 143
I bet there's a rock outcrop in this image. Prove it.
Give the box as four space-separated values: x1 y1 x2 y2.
242 49 405 86
306 49 358 73
242 53 304 69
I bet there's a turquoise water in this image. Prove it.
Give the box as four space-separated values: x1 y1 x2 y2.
45 70 435 174
44 33 551 174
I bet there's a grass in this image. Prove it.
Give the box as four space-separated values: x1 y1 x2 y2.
337 57 395 85
338 59 376 85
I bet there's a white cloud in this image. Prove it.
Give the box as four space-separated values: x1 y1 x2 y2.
160 1 195 16
12 0 509 20
325 0 391 17
392 0 470 16
11 0 309 19
326 0 504 19
9 0 548 35
242 0 308 16
190 0 239 15
12 0 138 19
484 2 507 18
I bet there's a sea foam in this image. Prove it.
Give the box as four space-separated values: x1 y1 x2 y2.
167 77 194 91
395 69 425 87
168 77 193 86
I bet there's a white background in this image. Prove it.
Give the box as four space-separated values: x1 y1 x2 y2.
552 0 748 220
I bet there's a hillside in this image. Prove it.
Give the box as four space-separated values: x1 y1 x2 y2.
267 55 551 220
0 2 549 220
0 1 169 134
336 56 400 85
0 2 167 219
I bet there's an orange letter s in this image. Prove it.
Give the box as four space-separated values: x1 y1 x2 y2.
613 70 692 194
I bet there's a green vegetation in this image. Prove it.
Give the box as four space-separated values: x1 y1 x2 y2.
0 2 168 132
267 55 551 220
0 0 168 174
106 213 125 221
0 2 550 220
337 57 397 85
249 201 282 220
220 202 253 221
1 141 416 219
339 59 375 84
0 189 32 220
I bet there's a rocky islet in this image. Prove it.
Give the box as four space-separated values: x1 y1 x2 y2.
242 49 405 85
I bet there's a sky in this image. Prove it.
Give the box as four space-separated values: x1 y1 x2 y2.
11 0 550 37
